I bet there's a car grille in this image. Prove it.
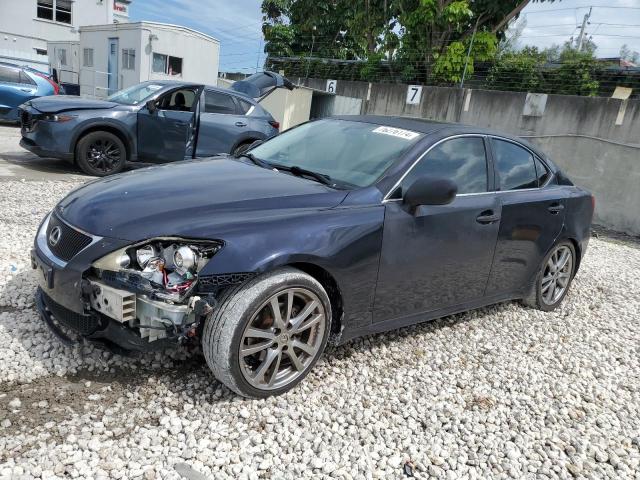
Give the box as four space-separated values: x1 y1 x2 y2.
41 290 101 335
46 213 93 261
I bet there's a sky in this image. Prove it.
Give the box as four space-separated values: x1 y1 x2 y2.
129 0 640 73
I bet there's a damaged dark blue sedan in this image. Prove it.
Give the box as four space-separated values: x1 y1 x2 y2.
32 116 594 397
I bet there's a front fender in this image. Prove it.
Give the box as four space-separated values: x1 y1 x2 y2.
69 114 137 158
200 205 385 329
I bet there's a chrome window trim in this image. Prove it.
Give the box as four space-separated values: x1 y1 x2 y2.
382 133 555 204
245 105 255 116
36 212 103 268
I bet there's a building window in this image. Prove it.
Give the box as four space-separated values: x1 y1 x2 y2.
37 0 72 25
168 56 182 76
58 49 67 66
152 53 182 76
122 49 135 70
83 48 94 67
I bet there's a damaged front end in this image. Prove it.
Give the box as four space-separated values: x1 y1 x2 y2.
83 239 221 349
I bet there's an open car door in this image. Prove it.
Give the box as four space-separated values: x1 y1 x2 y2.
229 71 294 101
137 85 204 163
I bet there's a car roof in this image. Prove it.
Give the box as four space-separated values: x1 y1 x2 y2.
331 114 551 162
0 61 22 69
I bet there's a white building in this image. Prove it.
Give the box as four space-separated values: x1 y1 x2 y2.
76 22 220 98
0 0 131 70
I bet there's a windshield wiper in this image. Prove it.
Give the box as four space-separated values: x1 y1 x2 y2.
234 152 272 169
271 164 333 186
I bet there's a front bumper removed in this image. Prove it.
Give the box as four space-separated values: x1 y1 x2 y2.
36 288 175 353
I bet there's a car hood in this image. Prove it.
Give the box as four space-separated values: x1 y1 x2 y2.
27 96 119 113
56 158 349 241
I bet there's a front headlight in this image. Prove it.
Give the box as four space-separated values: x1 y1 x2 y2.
42 114 76 123
92 239 222 289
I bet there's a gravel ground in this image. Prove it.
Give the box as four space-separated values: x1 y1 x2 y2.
1 179 639 480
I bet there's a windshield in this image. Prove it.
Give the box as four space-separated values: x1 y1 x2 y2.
108 83 164 105
249 119 422 188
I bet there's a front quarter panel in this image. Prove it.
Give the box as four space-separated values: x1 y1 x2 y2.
200 205 385 333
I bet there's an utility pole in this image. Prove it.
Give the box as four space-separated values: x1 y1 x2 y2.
576 7 592 51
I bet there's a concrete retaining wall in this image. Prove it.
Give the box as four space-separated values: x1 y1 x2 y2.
299 78 640 235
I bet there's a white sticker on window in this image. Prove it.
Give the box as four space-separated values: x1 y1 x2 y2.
372 126 420 140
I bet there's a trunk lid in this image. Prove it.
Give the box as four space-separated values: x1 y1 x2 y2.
230 71 294 100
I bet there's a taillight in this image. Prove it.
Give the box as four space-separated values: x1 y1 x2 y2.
269 120 280 131
33 71 60 95
591 195 596 212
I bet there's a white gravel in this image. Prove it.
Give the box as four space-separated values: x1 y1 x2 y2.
1 179 639 479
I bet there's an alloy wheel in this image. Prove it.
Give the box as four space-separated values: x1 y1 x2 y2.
86 138 122 173
541 245 573 305
239 288 327 390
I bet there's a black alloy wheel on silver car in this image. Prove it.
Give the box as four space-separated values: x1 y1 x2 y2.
202 268 332 398
76 131 126 176
523 241 576 311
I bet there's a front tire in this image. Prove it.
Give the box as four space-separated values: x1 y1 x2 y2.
76 131 126 176
202 268 332 398
523 241 576 311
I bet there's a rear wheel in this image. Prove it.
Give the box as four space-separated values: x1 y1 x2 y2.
523 241 576 311
202 268 331 398
76 131 126 176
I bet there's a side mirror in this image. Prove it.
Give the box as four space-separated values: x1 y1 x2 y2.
146 99 157 114
403 177 457 212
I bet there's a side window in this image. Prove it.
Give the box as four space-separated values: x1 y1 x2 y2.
204 91 238 114
157 89 195 111
534 156 551 186
237 99 253 114
0 66 21 84
492 139 538 191
401 137 488 195
19 71 36 86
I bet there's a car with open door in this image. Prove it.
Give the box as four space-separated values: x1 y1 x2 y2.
31 115 594 398
17 72 290 176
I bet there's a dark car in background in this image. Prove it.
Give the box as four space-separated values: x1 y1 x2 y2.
0 62 62 122
18 71 291 176
31 116 594 397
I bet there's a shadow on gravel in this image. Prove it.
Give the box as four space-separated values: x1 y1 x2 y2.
2 268 512 403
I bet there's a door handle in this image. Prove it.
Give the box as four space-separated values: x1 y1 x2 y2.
476 210 501 224
20 88 33 92
235 121 247 127
548 203 565 214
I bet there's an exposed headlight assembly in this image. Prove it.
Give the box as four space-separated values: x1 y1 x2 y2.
92 239 222 301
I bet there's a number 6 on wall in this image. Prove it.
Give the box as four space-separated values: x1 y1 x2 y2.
406 85 422 105
326 80 337 94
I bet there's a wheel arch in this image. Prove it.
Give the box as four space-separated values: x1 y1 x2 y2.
72 123 133 163
288 262 344 340
566 237 582 274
